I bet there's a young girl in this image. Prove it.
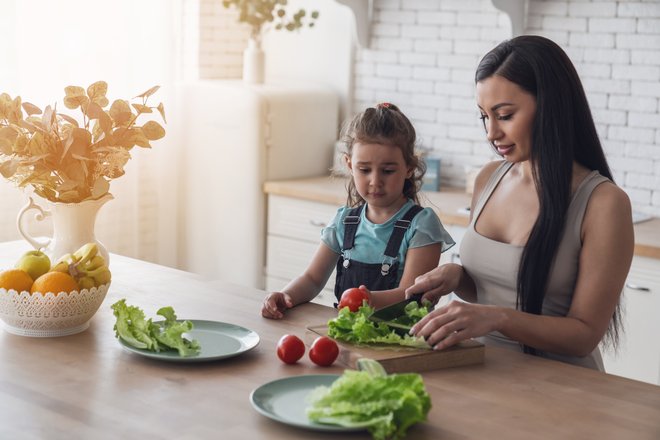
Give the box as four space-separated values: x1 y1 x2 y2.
261 103 454 319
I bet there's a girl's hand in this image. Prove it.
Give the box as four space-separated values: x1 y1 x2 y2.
261 292 294 319
410 301 507 350
358 285 372 299
405 263 464 305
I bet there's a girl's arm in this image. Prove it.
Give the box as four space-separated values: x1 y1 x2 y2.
369 242 442 309
262 243 339 319
414 182 634 356
282 242 340 305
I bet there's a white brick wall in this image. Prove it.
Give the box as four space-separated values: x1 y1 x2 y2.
198 1 248 79
353 0 506 187
350 0 660 216
197 0 660 216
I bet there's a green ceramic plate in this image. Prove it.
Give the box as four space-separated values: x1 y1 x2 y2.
250 375 366 432
117 320 259 362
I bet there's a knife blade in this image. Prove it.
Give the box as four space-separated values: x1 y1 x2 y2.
369 293 424 323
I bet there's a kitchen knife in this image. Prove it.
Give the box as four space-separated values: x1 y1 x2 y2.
369 293 424 323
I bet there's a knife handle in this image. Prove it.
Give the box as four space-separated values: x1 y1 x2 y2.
408 293 424 304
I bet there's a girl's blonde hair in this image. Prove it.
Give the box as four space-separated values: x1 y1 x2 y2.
336 103 426 207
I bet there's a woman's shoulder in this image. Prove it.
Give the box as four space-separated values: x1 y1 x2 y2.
587 180 632 218
471 160 507 206
582 180 633 237
474 160 507 187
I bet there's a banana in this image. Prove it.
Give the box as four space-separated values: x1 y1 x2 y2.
49 244 110 287
51 261 70 273
82 255 106 272
73 243 98 266
88 267 111 286
51 253 78 273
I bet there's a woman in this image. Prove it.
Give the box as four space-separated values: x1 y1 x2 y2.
406 35 634 370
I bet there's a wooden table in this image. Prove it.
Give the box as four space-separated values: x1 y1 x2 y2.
1 241 659 439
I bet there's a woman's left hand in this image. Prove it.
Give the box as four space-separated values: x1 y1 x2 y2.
410 300 507 350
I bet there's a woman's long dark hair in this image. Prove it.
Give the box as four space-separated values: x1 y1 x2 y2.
475 35 620 354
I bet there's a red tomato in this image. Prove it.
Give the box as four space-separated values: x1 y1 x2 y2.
338 287 370 312
276 334 305 364
309 336 339 367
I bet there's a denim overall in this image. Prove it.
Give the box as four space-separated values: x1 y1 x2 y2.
333 204 423 305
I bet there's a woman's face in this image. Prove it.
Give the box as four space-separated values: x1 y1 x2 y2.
476 75 537 162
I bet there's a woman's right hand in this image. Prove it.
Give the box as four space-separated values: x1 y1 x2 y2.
405 263 464 305
261 291 294 319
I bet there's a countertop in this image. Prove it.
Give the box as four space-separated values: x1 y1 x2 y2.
0 240 659 439
264 176 660 260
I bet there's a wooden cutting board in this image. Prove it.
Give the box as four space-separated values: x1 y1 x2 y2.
306 325 485 374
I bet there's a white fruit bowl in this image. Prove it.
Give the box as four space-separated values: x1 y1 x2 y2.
0 283 110 337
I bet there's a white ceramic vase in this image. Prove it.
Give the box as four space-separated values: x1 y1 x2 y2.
243 37 265 84
16 193 113 266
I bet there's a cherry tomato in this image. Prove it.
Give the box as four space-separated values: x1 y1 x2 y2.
309 336 339 367
276 334 305 364
338 287 370 312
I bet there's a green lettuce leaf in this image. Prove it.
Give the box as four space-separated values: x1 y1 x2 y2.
111 298 157 350
152 306 201 357
111 299 200 357
327 303 430 349
306 359 431 440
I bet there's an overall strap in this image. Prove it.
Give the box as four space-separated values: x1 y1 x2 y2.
384 205 423 258
341 205 364 251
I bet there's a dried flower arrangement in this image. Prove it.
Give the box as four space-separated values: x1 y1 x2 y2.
0 81 166 203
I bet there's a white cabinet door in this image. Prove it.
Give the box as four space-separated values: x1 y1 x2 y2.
265 194 338 309
266 235 336 289
601 256 660 385
267 195 338 242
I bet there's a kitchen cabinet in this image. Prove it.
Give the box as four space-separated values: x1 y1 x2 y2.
265 194 338 307
601 255 660 385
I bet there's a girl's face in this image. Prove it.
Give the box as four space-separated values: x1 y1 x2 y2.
476 75 537 162
347 141 412 209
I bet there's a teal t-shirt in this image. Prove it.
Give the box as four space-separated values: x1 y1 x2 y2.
320 200 455 282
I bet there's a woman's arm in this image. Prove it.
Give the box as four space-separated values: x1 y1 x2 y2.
369 243 442 309
413 182 635 356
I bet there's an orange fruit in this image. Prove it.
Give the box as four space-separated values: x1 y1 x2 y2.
31 271 80 296
0 269 34 293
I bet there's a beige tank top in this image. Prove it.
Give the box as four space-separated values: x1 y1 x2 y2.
460 161 609 370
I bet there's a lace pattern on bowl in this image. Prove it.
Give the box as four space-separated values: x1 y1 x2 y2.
0 284 109 337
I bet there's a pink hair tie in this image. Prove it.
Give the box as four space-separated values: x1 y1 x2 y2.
377 102 392 109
